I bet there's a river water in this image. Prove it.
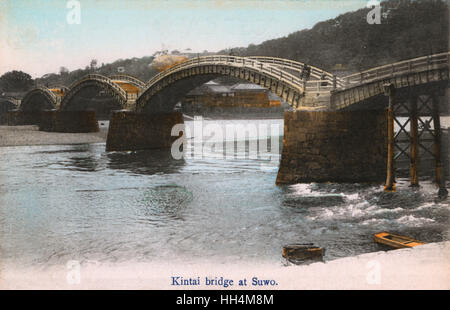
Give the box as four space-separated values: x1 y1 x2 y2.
0 118 448 270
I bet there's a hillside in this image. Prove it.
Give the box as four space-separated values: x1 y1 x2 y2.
18 0 450 89
33 51 215 89
220 0 448 74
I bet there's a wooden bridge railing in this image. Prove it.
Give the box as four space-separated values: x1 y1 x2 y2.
109 74 146 88
141 55 307 96
342 52 450 88
24 86 58 102
248 56 346 92
67 74 128 99
19 86 58 109
49 52 448 110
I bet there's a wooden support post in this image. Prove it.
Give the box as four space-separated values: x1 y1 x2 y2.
431 94 448 198
410 94 419 186
384 83 396 192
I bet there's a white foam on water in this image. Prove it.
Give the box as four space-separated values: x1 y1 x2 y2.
415 202 435 211
396 215 435 226
361 214 436 227
305 201 372 221
289 183 313 195
372 207 405 215
344 192 360 201
361 218 389 226
415 202 450 211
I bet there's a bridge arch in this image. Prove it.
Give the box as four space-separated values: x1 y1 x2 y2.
0 98 17 117
20 87 57 111
60 74 128 112
136 55 307 113
109 74 145 89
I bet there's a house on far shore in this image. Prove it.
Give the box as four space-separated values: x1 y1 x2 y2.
182 81 289 117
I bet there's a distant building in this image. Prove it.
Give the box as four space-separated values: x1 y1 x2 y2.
48 87 66 98
111 81 140 101
117 67 125 73
182 81 283 114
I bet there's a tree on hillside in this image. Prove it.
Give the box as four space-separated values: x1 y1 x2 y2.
59 66 69 75
220 0 448 73
0 70 34 92
90 59 98 71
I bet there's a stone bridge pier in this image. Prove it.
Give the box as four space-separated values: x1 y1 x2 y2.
105 110 184 152
276 110 388 184
105 106 389 185
11 53 447 190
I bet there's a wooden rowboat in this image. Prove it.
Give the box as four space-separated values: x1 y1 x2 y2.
282 243 324 263
374 232 425 249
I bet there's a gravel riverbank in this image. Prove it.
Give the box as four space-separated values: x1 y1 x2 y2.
0 125 107 147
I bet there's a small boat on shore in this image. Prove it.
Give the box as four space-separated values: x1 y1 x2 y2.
282 243 324 264
374 232 425 249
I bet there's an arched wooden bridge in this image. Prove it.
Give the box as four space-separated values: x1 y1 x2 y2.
18 52 449 113
12 52 449 193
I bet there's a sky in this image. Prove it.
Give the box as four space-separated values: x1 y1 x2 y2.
0 0 369 78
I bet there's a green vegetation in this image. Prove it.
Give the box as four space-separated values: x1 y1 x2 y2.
34 55 158 88
32 51 213 88
0 70 34 93
221 0 448 74
2 0 446 91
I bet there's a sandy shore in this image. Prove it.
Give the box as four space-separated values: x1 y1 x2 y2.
0 242 448 290
0 125 107 147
